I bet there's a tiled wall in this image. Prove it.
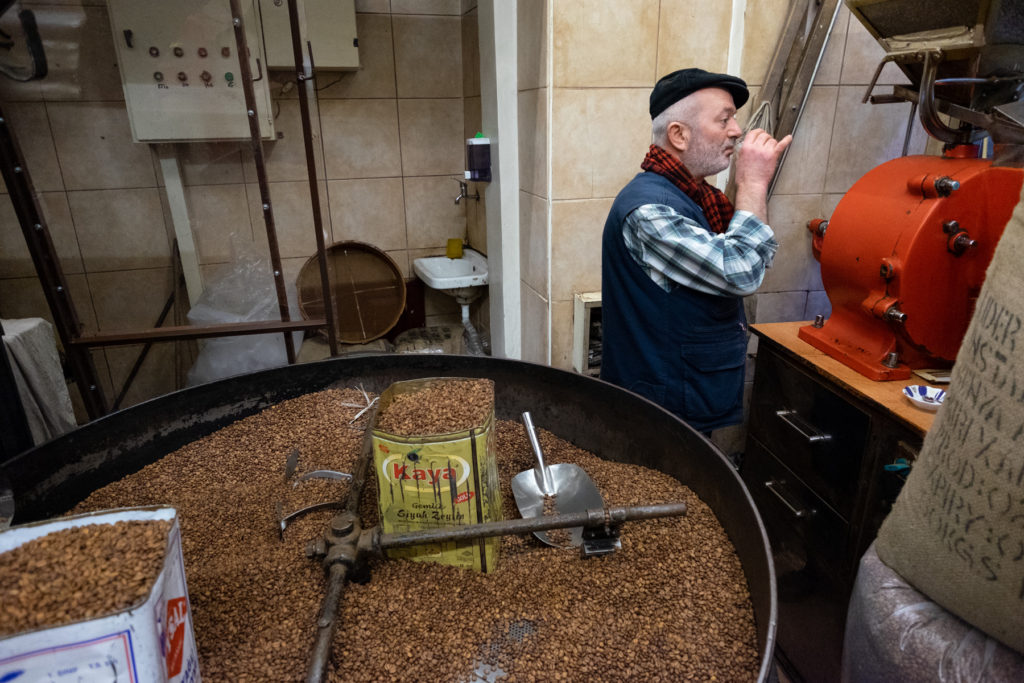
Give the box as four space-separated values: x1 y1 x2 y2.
515 1 930 449
0 0 482 415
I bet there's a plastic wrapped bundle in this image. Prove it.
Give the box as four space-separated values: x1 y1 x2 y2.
842 543 1024 683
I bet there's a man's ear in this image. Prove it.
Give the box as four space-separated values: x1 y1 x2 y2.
667 121 690 153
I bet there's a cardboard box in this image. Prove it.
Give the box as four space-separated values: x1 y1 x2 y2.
372 378 502 572
0 506 200 682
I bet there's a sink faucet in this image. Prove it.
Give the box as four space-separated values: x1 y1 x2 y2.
453 178 480 205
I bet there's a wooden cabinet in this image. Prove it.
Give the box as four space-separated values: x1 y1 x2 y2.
741 323 937 683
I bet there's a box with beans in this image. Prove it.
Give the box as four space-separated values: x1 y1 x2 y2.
372 378 502 573
0 506 199 682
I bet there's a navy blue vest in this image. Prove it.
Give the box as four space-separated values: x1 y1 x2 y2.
600 172 746 432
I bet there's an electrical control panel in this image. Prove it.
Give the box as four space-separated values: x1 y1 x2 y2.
259 0 359 70
108 0 275 142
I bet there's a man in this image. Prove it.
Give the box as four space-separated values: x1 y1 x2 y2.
600 68 791 434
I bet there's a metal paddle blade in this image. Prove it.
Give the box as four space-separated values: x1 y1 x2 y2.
510 462 604 547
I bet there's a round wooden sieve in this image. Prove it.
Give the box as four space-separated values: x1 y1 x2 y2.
296 241 406 344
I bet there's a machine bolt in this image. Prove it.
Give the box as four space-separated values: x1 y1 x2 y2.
883 351 900 368
813 314 825 328
262 203 270 210
934 176 960 196
247 109 255 117
273 270 281 277
233 17 241 26
0 117 6 124
330 512 356 536
879 262 894 279
13 166 21 173
942 220 960 235
88 384 97 391
883 306 907 324
33 223 41 231
305 538 327 559
950 233 978 256
55 285 63 293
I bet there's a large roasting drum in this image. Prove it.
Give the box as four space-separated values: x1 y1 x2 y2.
0 355 777 681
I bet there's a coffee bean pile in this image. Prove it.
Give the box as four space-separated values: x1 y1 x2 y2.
63 387 759 681
541 495 572 547
375 379 494 435
0 520 171 636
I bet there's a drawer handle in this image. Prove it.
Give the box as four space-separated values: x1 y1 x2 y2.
775 409 832 443
764 479 815 519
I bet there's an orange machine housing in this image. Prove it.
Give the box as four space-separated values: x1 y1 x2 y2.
799 147 1023 380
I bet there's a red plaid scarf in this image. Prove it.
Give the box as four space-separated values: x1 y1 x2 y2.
640 145 734 234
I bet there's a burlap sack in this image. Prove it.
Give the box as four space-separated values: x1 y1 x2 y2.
875 188 1024 655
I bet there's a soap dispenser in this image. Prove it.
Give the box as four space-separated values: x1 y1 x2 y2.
465 133 491 183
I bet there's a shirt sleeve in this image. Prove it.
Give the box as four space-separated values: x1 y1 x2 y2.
621 203 779 297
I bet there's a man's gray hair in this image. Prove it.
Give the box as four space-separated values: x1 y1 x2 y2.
651 95 700 147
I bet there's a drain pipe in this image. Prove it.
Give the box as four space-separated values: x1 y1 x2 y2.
460 302 487 356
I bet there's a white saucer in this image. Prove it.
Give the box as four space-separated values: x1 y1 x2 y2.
903 384 946 412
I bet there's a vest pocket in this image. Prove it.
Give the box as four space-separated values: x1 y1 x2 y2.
679 333 746 423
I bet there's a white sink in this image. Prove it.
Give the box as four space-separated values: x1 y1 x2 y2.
413 248 488 303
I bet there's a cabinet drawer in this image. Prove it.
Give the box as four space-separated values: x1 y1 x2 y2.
750 346 869 520
742 436 849 581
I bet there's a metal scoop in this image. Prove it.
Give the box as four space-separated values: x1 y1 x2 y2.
510 411 604 547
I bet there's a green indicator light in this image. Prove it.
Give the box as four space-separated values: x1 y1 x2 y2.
225 72 234 82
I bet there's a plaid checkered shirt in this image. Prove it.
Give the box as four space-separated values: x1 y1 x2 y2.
622 204 778 297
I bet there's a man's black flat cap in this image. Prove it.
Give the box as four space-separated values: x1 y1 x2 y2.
649 68 749 118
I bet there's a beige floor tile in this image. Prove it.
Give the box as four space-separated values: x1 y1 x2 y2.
3 102 64 192
0 192 84 278
391 0 461 14
0 272 95 334
841 15 911 87
320 99 402 179
518 88 548 198
739 0 790 86
752 290 809 324
398 98 464 176
355 0 391 14
462 11 480 98
68 188 170 271
550 198 611 301
175 142 245 186
48 102 156 191
242 101 326 184
657 0 731 76
815 4 850 86
393 15 463 98
517 0 549 91
804 289 832 320
246 181 330 261
549 298 573 370
824 86 915 193
553 0 658 88
464 96 482 140
328 177 407 250
315 14 397 99
520 281 549 365
86 267 174 331
38 5 123 102
403 175 467 250
550 88 592 200
773 86 839 195
185 184 253 265
587 88 650 198
762 194 825 293
519 190 549 295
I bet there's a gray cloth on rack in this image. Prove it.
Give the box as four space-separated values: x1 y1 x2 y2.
2 318 76 445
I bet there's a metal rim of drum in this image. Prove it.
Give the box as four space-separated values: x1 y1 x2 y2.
296 241 406 344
